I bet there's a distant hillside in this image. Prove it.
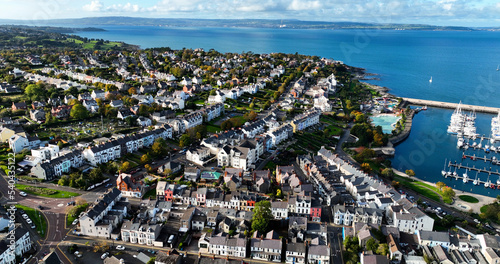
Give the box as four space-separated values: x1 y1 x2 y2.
0 17 478 31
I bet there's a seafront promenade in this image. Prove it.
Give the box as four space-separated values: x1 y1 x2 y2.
403 98 500 114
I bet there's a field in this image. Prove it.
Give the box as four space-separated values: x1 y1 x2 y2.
16 184 80 198
16 205 47 238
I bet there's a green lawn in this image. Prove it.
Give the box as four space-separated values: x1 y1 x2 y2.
143 189 156 199
413 181 453 204
459 195 479 203
206 124 221 133
15 184 80 198
394 176 442 202
16 205 47 238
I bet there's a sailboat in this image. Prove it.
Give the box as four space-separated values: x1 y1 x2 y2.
473 171 479 185
497 65 499 71
441 159 447 176
485 174 491 188
463 169 469 183
429 76 433 83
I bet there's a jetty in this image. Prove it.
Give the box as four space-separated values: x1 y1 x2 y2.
461 153 500 166
403 98 500 114
448 161 500 176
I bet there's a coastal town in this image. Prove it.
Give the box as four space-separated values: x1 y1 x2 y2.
1 25 500 264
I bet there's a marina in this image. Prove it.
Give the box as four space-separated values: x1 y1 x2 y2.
443 161 500 188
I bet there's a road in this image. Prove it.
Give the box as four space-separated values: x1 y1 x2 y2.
0 174 74 264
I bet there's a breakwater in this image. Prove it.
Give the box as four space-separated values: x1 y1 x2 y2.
402 98 500 114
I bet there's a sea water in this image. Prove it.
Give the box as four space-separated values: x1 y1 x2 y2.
69 25 500 196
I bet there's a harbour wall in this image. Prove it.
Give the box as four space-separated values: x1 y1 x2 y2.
389 109 414 146
402 98 500 114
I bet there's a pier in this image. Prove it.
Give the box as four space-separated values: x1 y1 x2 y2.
448 161 500 176
461 153 500 166
403 98 500 114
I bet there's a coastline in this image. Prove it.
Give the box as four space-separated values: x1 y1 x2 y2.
393 168 495 214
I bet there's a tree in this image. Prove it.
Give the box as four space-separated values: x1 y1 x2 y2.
144 164 153 172
93 241 109 253
436 182 446 191
442 186 456 200
146 257 156 264
128 87 137 95
361 163 372 174
381 168 394 178
376 243 389 256
120 161 130 172
251 200 273 234
366 238 379 252
152 139 167 157
391 181 400 189
141 153 151 164
70 104 89 120
179 134 191 148
405 169 415 176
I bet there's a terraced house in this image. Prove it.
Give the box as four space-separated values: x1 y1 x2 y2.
79 188 129 239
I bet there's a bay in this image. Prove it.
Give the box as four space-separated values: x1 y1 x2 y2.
71 25 500 196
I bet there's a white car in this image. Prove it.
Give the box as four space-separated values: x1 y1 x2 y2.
101 252 109 259
72 219 79 225
19 192 27 197
22 214 29 219
26 219 32 224
116 245 125 250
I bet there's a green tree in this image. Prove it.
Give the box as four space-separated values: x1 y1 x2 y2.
442 186 456 200
381 168 394 178
70 104 89 120
152 139 167 157
179 134 191 148
376 243 389 256
366 238 379 252
436 181 446 191
251 200 273 234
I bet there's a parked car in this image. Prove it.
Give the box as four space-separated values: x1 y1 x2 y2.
116 245 125 250
26 219 32 224
72 219 79 225
22 214 29 219
101 252 109 259
30 224 36 229
19 192 27 197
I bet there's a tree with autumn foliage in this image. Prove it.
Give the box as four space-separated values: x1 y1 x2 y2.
361 163 372 174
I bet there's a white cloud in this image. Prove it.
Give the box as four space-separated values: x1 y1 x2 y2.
83 0 103 12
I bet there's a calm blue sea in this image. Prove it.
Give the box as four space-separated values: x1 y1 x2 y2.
69 25 500 196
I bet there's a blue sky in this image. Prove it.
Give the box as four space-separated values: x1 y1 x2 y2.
2 0 500 27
